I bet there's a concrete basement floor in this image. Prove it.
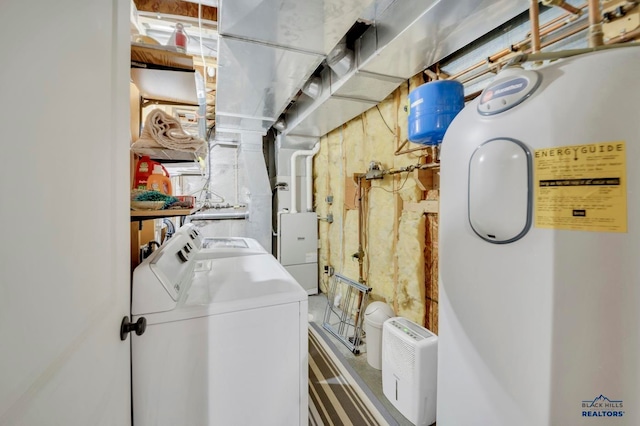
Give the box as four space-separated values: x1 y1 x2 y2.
308 293 415 426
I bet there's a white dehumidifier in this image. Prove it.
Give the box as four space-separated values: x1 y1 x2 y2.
382 317 437 426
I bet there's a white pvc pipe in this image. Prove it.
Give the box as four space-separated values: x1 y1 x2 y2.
305 143 320 211
290 143 320 214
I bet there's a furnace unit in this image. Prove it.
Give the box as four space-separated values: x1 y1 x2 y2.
278 212 318 295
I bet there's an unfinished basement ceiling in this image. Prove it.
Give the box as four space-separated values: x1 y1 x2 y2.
284 0 532 140
132 1 532 143
214 0 375 136
213 0 530 143
132 0 219 57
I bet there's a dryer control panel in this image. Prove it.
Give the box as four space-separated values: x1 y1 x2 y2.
132 225 203 315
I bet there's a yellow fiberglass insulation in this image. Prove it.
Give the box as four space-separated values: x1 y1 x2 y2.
364 101 396 165
326 131 344 211
313 70 440 326
326 131 344 264
314 135 329 212
343 118 365 176
396 210 427 324
365 180 396 300
315 135 330 292
318 224 330 294
340 209 360 282
396 82 410 148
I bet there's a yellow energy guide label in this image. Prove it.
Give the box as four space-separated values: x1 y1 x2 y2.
534 141 627 232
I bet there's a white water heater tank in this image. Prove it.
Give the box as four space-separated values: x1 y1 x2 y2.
439 46 640 426
382 317 437 426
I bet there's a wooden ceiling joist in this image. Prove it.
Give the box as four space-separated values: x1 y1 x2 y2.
134 0 217 22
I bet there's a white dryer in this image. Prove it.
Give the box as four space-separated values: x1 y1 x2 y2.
131 224 308 426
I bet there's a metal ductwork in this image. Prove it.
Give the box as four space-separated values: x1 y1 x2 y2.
215 0 531 143
214 0 375 137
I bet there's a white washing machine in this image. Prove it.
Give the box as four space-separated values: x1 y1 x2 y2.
131 224 308 426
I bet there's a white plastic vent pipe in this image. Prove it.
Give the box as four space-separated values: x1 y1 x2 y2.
305 151 317 212
290 143 320 213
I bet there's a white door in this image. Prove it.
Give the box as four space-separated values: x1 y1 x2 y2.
0 1 131 425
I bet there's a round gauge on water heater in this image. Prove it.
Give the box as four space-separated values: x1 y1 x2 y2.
477 69 541 116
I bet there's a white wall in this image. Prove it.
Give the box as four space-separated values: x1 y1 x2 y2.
0 0 131 424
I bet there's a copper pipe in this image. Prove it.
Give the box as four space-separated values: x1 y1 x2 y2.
563 3 582 14
522 13 586 47
513 6 585 50
588 0 600 25
459 21 590 85
504 41 640 67
464 90 483 102
423 69 439 81
605 27 640 44
355 174 366 283
395 145 430 156
459 66 499 85
351 174 367 339
516 7 584 48
489 47 514 63
449 4 586 81
394 138 410 155
540 21 589 48
556 1 582 15
448 47 516 81
539 19 574 36
395 138 430 156
530 0 542 53
394 141 430 156
449 1 631 85
448 60 487 81
527 3 587 36
528 11 564 35
588 0 604 46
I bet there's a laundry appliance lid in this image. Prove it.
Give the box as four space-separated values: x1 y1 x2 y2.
135 253 308 325
195 236 267 259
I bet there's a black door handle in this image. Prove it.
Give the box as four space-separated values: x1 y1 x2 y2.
120 316 147 341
